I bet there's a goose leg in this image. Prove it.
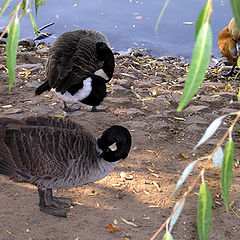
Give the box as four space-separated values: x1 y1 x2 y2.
91 106 106 112
63 101 80 112
221 65 236 77
45 189 72 208
38 188 70 217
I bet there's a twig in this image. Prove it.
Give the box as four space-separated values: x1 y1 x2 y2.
37 22 54 32
150 169 204 240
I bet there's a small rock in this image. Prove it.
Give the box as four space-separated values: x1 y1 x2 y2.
109 85 134 98
17 52 43 64
184 105 209 114
200 95 223 108
115 79 132 89
18 38 36 48
16 64 43 72
220 108 238 115
217 92 238 101
171 83 184 90
36 47 49 55
4 108 23 114
185 116 208 126
25 81 41 90
229 101 240 109
152 121 170 131
30 106 53 115
104 97 131 105
204 113 221 121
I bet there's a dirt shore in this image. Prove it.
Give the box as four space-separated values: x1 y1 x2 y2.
0 42 240 240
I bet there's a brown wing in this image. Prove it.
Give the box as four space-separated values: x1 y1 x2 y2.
46 30 103 93
0 117 95 184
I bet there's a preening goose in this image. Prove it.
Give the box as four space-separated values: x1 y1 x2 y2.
218 18 240 76
0 116 131 217
35 30 115 112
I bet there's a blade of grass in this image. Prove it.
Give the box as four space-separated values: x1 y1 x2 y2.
197 183 212 240
195 2 212 39
177 22 212 111
221 138 234 212
6 16 20 91
230 0 240 32
0 0 12 18
30 12 38 35
154 0 170 34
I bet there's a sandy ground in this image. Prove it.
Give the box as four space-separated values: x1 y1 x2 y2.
0 42 240 240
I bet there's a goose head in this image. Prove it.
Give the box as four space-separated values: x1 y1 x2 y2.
97 125 132 162
95 42 115 81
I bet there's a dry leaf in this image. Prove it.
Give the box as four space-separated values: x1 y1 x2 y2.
72 201 83 205
144 190 151 195
107 224 122 232
120 217 138 227
54 115 65 118
5 108 23 114
181 153 190 159
1 105 13 109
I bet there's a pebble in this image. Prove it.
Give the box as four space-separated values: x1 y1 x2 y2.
16 64 43 72
18 38 36 48
183 105 209 114
17 52 43 64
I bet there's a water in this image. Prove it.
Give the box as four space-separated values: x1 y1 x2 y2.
0 0 232 59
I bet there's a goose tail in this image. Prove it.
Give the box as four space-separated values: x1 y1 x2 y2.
35 81 51 95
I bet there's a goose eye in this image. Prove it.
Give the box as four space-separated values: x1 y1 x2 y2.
109 142 117 151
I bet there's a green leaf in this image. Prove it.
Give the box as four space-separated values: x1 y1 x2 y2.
177 22 212 111
171 160 198 198
154 0 171 33
0 0 11 18
194 115 225 149
35 0 45 16
195 2 212 40
30 13 38 36
230 0 240 32
221 139 234 212
6 16 20 92
237 57 240 68
197 183 212 240
162 232 174 240
169 199 185 232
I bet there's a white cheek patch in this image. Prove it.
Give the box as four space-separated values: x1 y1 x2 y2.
94 69 109 81
109 142 117 151
52 77 92 103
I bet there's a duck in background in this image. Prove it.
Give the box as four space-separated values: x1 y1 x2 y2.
35 30 115 112
0 116 132 217
218 18 240 76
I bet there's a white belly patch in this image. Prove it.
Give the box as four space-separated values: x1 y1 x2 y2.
53 77 92 103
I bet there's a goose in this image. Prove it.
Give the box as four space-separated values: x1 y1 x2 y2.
218 18 240 76
0 116 131 217
35 30 115 112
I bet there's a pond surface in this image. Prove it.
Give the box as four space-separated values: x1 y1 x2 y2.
1 0 232 59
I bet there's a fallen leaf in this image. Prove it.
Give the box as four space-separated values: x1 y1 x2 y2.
181 153 190 159
108 224 122 232
54 115 65 118
120 217 138 227
144 190 151 195
1 105 13 109
72 201 83 205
